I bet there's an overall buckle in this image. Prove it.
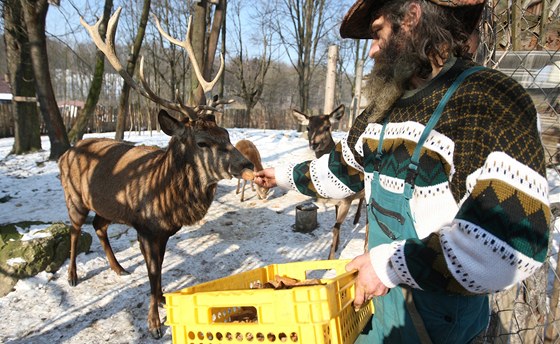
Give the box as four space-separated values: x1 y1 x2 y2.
405 162 419 186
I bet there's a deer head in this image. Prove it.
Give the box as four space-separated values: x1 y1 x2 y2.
292 105 346 158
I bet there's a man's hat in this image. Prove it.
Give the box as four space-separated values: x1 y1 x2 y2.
340 0 486 39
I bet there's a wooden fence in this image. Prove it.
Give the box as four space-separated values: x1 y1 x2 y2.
0 104 305 139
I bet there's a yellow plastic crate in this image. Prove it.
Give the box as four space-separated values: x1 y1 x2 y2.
164 259 374 344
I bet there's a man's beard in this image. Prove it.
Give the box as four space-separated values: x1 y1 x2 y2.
364 29 425 123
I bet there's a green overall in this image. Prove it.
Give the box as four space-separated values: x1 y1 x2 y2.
356 67 489 344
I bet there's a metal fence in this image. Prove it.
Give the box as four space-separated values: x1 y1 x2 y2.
471 0 560 342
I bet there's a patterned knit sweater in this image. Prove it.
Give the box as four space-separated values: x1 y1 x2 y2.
276 57 551 295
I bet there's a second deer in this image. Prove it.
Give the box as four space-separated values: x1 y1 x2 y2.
292 104 366 260
235 139 270 202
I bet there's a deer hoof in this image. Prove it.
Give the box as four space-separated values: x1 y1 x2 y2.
68 274 78 287
149 327 163 339
117 269 130 276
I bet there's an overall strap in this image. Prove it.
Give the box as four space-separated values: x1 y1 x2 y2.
405 66 486 188
374 116 391 172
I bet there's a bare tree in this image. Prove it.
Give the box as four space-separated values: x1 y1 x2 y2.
190 0 226 106
67 0 113 144
21 0 69 159
3 0 42 154
273 0 342 113
227 0 274 124
146 0 191 106
114 0 150 141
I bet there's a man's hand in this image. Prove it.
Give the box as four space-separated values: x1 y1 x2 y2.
254 168 277 188
346 252 389 310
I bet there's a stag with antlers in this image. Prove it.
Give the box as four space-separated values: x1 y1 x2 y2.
59 8 253 339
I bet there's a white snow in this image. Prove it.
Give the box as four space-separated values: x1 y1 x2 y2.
1 127 558 344
0 128 366 344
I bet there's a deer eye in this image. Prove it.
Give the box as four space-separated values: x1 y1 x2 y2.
197 141 210 149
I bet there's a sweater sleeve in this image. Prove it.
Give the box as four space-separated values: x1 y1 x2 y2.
276 113 370 198
370 69 551 295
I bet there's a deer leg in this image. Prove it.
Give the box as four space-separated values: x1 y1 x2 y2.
157 235 169 305
353 197 365 225
329 200 352 260
67 200 88 287
250 180 255 191
236 178 241 194
137 232 166 339
93 215 128 276
240 180 246 202
329 223 342 260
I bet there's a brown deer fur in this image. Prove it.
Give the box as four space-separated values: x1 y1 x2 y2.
58 110 253 338
292 104 367 259
235 139 270 202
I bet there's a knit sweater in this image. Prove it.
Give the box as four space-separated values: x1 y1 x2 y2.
276 57 551 295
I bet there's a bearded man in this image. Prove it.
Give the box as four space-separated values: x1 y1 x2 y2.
254 0 550 342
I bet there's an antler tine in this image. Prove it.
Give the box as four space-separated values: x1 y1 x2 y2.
80 8 136 89
210 98 235 107
153 15 225 94
82 7 197 119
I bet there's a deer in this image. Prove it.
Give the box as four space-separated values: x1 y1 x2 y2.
235 139 271 202
292 104 367 260
58 8 254 339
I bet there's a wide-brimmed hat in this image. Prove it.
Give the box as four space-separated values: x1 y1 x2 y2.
340 0 485 39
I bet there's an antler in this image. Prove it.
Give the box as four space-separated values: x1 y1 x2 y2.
152 15 225 94
80 7 222 120
196 95 235 117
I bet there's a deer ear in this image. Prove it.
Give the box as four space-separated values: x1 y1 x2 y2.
158 110 186 136
292 110 309 125
330 104 345 122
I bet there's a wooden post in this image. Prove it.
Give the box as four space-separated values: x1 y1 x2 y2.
350 59 364 128
323 45 338 115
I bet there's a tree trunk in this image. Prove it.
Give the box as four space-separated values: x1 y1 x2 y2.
191 0 207 106
115 0 151 141
68 0 113 144
218 0 227 104
21 0 69 160
512 0 521 51
4 0 41 154
204 0 225 89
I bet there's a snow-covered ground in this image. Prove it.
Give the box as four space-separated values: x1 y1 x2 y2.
0 128 368 344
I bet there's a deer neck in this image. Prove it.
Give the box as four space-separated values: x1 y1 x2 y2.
156 140 216 227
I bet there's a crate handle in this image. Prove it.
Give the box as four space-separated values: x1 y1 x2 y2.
210 306 259 324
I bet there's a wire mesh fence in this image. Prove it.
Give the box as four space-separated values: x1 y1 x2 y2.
471 0 560 342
